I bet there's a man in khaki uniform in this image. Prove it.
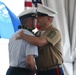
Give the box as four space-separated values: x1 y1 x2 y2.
16 4 64 75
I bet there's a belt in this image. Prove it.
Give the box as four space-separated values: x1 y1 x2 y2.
37 64 62 71
10 66 30 72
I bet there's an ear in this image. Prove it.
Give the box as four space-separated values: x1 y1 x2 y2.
49 17 53 22
46 16 51 22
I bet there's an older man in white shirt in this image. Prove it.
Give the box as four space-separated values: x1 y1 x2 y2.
6 7 38 75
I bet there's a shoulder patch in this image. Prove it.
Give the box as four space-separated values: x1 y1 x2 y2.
47 30 56 39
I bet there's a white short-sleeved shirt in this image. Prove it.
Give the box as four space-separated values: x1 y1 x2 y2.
8 29 38 68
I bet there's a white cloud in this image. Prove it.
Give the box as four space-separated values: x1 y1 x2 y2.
0 0 24 16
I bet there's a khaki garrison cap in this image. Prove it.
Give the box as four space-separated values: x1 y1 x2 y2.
37 4 58 18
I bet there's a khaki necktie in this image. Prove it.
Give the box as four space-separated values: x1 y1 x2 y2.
35 31 41 37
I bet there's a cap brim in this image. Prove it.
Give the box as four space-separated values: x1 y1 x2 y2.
37 12 48 16
19 13 36 19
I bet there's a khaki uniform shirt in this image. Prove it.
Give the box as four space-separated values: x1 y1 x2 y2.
35 26 63 70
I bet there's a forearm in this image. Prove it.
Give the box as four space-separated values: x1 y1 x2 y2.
22 34 39 45
21 34 48 47
26 55 36 74
16 31 48 47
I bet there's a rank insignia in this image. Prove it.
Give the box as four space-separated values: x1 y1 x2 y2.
47 30 56 39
